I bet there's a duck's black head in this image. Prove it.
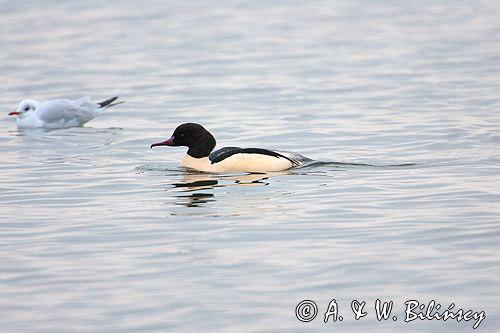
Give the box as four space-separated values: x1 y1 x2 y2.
150 123 216 158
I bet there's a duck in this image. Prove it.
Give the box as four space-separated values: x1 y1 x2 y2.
150 123 312 172
8 96 122 129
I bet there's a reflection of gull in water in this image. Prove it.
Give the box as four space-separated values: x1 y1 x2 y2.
172 171 290 207
10 127 124 150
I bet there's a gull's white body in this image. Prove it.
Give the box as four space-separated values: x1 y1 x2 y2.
13 97 110 129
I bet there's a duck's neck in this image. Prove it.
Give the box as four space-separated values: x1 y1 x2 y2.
187 133 216 158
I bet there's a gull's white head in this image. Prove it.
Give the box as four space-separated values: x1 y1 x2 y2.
9 99 41 118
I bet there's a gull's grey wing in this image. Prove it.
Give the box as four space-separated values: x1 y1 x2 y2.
38 99 97 124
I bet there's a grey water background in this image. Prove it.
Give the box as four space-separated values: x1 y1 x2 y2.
1 1 499 332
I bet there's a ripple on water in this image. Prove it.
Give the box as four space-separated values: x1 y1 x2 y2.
1 1 500 332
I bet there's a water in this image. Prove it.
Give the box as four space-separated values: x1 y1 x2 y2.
1 1 499 332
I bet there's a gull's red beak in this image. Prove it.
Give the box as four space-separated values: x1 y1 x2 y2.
8 111 20 116
150 136 175 148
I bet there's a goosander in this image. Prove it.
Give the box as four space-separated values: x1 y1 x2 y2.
8 96 122 129
150 123 312 172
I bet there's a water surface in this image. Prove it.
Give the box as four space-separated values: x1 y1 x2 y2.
0 1 499 332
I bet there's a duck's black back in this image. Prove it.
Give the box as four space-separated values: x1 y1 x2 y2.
209 147 302 165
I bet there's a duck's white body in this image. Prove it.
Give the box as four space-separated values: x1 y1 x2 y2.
10 96 119 129
182 152 295 173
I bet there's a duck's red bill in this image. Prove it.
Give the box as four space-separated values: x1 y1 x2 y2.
8 111 20 116
150 136 175 148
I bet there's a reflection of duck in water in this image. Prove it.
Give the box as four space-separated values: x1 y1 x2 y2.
151 123 312 172
173 173 283 208
173 172 283 191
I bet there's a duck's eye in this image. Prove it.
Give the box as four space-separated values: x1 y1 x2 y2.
24 106 30 111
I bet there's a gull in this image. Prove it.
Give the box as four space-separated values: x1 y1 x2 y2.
8 96 122 129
